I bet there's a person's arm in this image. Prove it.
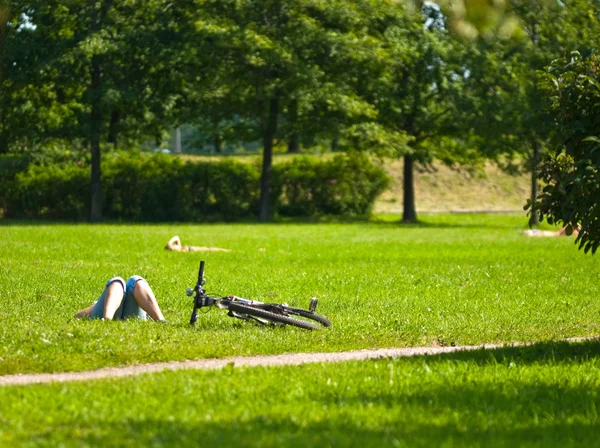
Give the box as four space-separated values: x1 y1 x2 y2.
165 236 183 251
73 304 94 319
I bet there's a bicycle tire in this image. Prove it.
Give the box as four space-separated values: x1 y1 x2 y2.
227 302 322 331
282 307 332 328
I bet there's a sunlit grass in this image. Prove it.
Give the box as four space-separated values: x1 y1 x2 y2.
1 213 599 375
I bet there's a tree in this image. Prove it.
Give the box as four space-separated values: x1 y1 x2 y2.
0 1 84 154
374 4 475 223
533 52 600 254
462 0 600 226
194 0 404 222
15 0 196 221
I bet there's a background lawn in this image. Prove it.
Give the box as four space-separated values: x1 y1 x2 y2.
1 213 599 375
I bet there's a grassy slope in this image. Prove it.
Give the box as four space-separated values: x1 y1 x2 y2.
376 160 531 213
176 153 532 213
1 214 598 375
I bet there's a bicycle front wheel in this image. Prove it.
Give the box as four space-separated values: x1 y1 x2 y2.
227 303 322 331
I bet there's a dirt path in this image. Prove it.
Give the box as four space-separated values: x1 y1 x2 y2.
0 340 541 386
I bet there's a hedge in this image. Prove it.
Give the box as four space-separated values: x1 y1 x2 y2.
0 155 29 215
2 152 389 221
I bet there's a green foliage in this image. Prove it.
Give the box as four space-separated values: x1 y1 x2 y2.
465 0 600 165
193 0 407 220
377 7 470 161
4 153 388 221
91 153 261 222
19 141 92 167
7 164 89 220
276 153 389 216
208 159 262 220
103 153 189 222
533 52 600 254
0 153 28 213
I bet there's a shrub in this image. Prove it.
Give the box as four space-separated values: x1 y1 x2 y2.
4 151 388 221
275 153 390 217
0 155 29 216
207 159 261 220
102 152 190 222
7 164 89 220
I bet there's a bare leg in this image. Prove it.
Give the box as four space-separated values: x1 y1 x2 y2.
102 281 126 320
132 280 166 321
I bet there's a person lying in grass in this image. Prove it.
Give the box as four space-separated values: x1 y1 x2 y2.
523 226 579 237
165 235 231 252
74 276 167 322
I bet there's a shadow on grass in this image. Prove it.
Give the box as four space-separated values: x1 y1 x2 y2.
18 389 599 446
419 338 600 367
47 422 600 447
0 215 523 230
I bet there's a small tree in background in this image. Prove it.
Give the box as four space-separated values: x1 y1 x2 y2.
532 51 600 254
375 4 476 223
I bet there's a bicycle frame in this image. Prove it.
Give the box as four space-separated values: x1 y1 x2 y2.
189 261 266 324
188 260 332 330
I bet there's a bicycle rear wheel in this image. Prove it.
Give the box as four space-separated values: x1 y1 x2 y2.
227 303 322 330
282 307 332 328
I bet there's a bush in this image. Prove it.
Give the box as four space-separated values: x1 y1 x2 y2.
207 159 261 220
102 152 190 222
275 153 390 217
4 151 388 221
0 155 29 216
102 152 261 222
7 164 89 220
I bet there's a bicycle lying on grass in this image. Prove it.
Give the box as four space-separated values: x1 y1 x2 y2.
187 261 332 330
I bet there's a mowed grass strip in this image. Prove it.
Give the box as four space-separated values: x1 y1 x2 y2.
1 214 599 375
1 339 599 447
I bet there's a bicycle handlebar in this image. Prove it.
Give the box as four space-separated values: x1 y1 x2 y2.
198 261 205 287
190 260 206 325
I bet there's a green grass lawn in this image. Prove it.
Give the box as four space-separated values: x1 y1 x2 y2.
1 214 598 375
1 340 599 447
1 214 600 446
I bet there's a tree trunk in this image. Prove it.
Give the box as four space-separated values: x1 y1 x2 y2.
287 99 299 153
174 127 182 153
0 9 9 154
213 134 222 153
89 55 103 222
402 154 417 223
88 0 112 222
530 138 541 226
331 133 340 152
288 133 299 154
258 97 279 222
0 131 7 154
